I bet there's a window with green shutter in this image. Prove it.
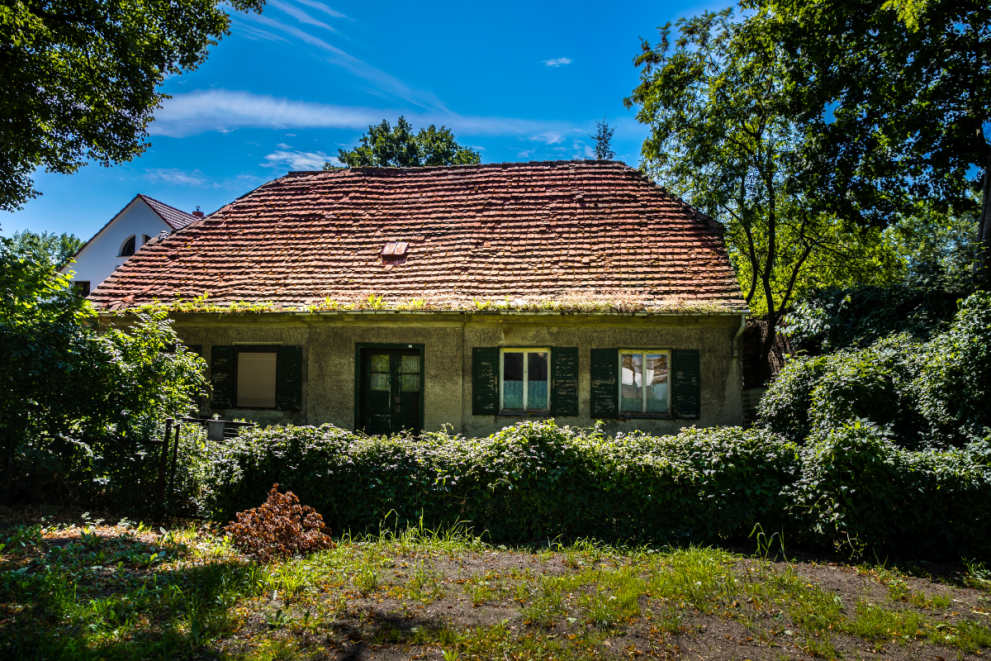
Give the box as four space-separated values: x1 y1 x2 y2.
551 347 579 417
672 349 701 419
472 347 499 415
590 348 619 418
276 345 303 411
210 345 235 409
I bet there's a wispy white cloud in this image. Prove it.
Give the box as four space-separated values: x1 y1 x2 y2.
293 0 349 20
263 150 338 170
268 0 340 34
236 14 445 110
150 90 578 141
530 131 563 144
517 149 536 159
276 142 292 149
572 140 595 160
145 168 207 186
543 57 572 67
237 23 287 42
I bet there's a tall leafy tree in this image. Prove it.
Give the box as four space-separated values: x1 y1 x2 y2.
329 117 481 168
0 0 265 215
748 0 991 279
625 9 898 381
8 230 83 267
590 116 616 160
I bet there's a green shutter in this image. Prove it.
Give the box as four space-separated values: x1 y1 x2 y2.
590 348 619 418
276 345 303 411
210 346 235 409
672 349 701 419
472 347 499 415
551 347 579 417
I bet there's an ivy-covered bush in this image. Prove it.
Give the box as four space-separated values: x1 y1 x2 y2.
0 237 205 507
792 422 991 559
759 292 991 449
200 421 800 545
912 293 991 448
199 420 991 558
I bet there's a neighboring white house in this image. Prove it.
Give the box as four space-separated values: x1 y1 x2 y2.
62 194 200 295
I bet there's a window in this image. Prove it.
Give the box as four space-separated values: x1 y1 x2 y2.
500 348 550 413
236 348 278 408
142 234 151 245
619 350 671 416
119 235 136 256
73 281 91 297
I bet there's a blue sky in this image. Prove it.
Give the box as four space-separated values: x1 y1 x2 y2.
2 0 726 240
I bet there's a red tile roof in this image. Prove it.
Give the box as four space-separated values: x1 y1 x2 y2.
138 194 197 230
91 161 747 313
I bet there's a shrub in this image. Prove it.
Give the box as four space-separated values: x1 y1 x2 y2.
912 292 991 447
0 237 205 506
760 292 991 450
756 354 829 441
224 484 334 560
201 421 800 545
791 422 991 559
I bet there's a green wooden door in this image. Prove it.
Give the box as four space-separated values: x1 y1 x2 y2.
360 349 421 435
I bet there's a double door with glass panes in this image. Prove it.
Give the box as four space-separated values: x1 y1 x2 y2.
360 348 421 435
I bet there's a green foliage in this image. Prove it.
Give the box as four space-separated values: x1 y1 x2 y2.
625 8 899 382
0 238 206 505
7 230 84 267
783 206 981 353
748 0 989 230
330 117 481 169
761 292 991 450
0 0 264 212
200 421 799 545
589 116 615 161
792 421 991 559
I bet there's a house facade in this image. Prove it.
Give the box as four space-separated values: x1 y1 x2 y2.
91 161 748 436
62 194 199 295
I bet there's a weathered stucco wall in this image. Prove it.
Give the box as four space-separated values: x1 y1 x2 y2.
167 312 744 434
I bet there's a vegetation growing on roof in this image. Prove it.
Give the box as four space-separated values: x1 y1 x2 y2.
114 290 743 316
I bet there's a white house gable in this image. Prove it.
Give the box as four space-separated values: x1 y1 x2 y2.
62 195 198 295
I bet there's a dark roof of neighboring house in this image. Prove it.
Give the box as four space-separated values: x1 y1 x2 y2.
63 194 198 271
91 161 747 313
138 194 198 230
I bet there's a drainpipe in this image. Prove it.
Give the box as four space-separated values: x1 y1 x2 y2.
732 314 747 360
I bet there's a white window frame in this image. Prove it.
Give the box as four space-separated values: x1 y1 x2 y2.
618 349 672 416
499 347 551 413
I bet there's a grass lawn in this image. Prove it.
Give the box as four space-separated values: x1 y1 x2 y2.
3 509 991 660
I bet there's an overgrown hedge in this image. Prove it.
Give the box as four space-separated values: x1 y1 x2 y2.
200 422 799 545
761 292 991 450
198 419 991 559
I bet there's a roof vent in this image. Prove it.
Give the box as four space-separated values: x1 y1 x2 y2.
192 206 204 218
382 241 408 258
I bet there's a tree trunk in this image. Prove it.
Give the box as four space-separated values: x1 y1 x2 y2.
980 148 991 285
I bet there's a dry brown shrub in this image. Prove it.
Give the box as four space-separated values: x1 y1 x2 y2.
224 484 334 560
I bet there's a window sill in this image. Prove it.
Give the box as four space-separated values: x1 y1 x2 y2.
498 410 551 417
617 412 673 420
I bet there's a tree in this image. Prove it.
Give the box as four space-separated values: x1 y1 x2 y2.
0 0 265 215
625 9 899 381
748 0 991 280
590 116 616 160
9 230 83 267
0 236 205 503
328 117 481 168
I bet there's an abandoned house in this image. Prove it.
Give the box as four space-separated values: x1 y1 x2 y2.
90 160 749 436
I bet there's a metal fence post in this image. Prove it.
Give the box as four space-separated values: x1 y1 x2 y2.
168 421 181 511
155 418 172 525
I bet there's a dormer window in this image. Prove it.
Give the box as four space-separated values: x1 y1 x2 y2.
382 242 408 258
119 236 136 257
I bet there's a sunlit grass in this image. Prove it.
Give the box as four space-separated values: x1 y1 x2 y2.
2 517 991 660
